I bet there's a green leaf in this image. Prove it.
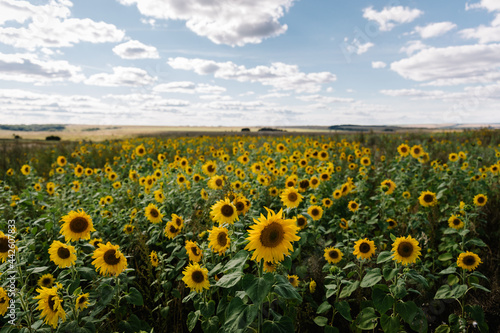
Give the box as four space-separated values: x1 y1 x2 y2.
125 287 144 306
216 271 243 288
201 316 219 333
355 307 378 330
200 300 216 317
317 301 332 314
438 253 453 261
324 326 340 333
466 238 487 247
223 298 258 332
262 316 294 333
243 273 273 305
406 270 429 288
27 266 49 274
334 301 352 321
383 267 398 281
187 310 200 332
313 316 328 327
471 283 490 293
372 286 394 314
377 251 394 264
389 280 407 299
434 285 454 299
434 325 451 333
380 314 400 333
99 284 114 305
325 284 338 299
447 275 459 286
274 275 302 302
438 266 456 275
471 271 489 281
361 268 382 288
223 250 249 272
465 305 488 332
451 284 468 298
339 280 359 298
395 301 418 325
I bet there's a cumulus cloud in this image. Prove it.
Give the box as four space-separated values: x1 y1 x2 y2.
380 88 445 99
400 40 428 55
362 6 423 31
167 57 336 93
343 38 374 55
460 14 500 43
153 81 226 94
466 0 500 12
85 67 156 86
372 61 387 69
0 52 83 84
112 40 159 59
414 22 457 39
296 94 354 104
116 0 293 46
390 43 500 85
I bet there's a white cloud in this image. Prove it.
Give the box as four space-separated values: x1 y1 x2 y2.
85 67 156 87
343 38 374 55
466 0 500 12
0 52 83 84
362 6 423 31
153 81 226 94
400 40 428 55
391 43 500 85
414 22 457 39
112 40 159 59
372 61 387 69
258 92 290 99
460 14 500 43
0 0 71 25
296 94 354 104
380 88 445 99
116 0 294 46
167 57 336 93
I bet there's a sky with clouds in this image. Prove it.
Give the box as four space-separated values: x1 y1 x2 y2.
1 0 499 126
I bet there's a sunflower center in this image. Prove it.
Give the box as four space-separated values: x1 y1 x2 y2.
477 197 485 204
174 218 182 226
397 242 414 257
0 238 8 253
463 255 476 266
311 209 319 216
297 217 306 227
389 221 395 227
350 203 357 209
103 249 121 265
48 295 56 312
401 147 408 153
288 192 298 202
69 217 89 234
191 270 205 283
215 179 222 186
150 209 159 218
359 243 371 253
423 194 434 203
260 222 285 248
169 225 178 233
220 204 234 217
311 179 318 185
329 250 339 259
453 219 460 225
413 148 421 154
57 247 70 259
286 181 294 187
191 246 199 256
0 298 5 304
42 278 52 286
138 148 144 154
207 165 215 173
299 180 309 189
234 202 244 212
289 277 295 283
217 232 228 246
78 296 87 304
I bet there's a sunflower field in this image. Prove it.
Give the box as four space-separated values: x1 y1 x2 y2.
1 129 499 333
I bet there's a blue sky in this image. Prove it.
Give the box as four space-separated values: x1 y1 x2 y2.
1 0 499 126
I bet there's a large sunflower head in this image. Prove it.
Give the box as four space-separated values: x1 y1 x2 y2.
0 287 10 316
60 209 95 242
473 194 487 207
324 247 343 264
34 287 66 328
123 224 135 234
448 215 464 229
457 251 482 271
381 179 396 195
353 238 376 260
307 205 323 221
210 198 239 225
48 241 77 268
164 221 181 239
208 226 230 255
185 240 203 262
391 235 421 265
418 191 438 207
295 214 308 230
182 262 210 293
233 195 251 216
202 161 217 176
244 208 300 264
397 144 410 157
91 242 127 276
280 187 303 209
171 214 184 228
207 175 225 190
38 274 55 288
75 293 90 311
56 156 67 167
21 164 31 175
348 201 359 212
339 218 349 230
288 275 299 288
410 145 424 158
145 203 163 224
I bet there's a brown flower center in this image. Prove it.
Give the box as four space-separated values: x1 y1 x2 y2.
217 232 228 247
397 242 413 258
78 296 87 304
235 202 245 212
260 222 284 248
215 179 222 186
297 217 306 227
329 250 339 259
299 180 309 189
191 246 199 256
207 165 215 173
41 278 52 287
103 249 121 265
48 295 56 311
453 219 460 225
150 209 159 218
311 208 319 216
220 204 234 217
69 217 89 234
57 247 70 259
0 238 9 253
359 242 371 253
477 196 485 204
463 255 476 266
169 225 178 234
423 194 434 203
288 192 298 202
191 270 205 283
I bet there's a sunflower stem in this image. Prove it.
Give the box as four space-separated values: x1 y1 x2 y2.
258 260 263 333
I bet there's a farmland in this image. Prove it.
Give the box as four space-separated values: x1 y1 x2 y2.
0 129 499 332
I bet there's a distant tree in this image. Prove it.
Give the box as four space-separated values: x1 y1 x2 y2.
46 135 61 141
241 128 250 132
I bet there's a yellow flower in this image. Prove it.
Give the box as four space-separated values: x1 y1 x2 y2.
91 242 127 276
185 240 203 262
48 241 77 268
244 208 300 264
353 238 376 260
145 203 163 224
150 251 159 267
34 287 66 328
208 226 230 255
397 144 410 157
339 218 349 230
473 194 487 207
307 205 323 221
135 144 146 157
207 175 225 190
0 287 10 315
123 224 135 234
309 280 316 294
348 201 359 212
448 215 464 229
164 222 181 239
280 187 303 209
75 293 90 311
324 247 343 264
380 179 396 195
418 191 438 207
288 275 299 288
410 145 424 158
457 251 482 271
60 209 95 242
210 198 239 225
21 164 31 175
182 262 210 293
387 218 397 229
38 274 55 288
57 156 67 167
295 215 308 230
391 236 421 265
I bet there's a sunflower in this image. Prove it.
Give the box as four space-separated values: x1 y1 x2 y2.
6 168 14 176
123 224 135 234
263 261 276 273
85 168 93 176
208 175 225 190
391 236 421 265
185 240 203 262
60 209 95 242
457 251 482 271
21 164 31 175
473 194 487 207
0 231 11 263
418 191 438 207
164 222 181 239
182 262 210 293
201 188 209 200
233 195 251 216
75 293 90 311
295 214 308 230
288 275 299 288
0 287 9 316
150 251 159 267
448 215 464 229
90 238 103 248
202 161 217 176
244 208 300 264
38 274 55 288
49 241 77 268
307 205 323 221
410 145 424 158
208 226 230 255
360 156 371 166
402 191 411 199
171 214 184 228
348 201 359 212
280 187 303 209
449 153 458 162
34 183 42 191
145 203 163 224
34 287 66 328
92 242 127 276
135 144 146 157
309 280 317 293
386 218 397 229
333 189 342 200
56 156 67 167
339 218 349 230
71 181 80 192
397 144 410 157
210 198 239 225
380 179 396 195
322 198 333 208
324 247 343 264
353 238 376 260
74 165 84 177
